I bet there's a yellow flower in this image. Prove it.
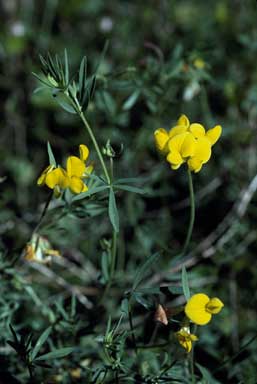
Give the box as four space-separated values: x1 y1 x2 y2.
154 128 170 154
176 326 198 353
37 144 93 195
24 234 60 264
193 58 205 69
154 114 222 173
185 293 224 325
37 165 68 189
66 144 93 194
187 123 222 173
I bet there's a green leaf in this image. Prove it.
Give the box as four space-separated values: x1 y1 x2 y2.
47 142 56 167
133 292 155 310
31 327 52 361
89 75 96 99
108 188 119 233
132 252 160 291
71 185 109 202
115 177 145 184
79 56 87 101
35 347 74 361
114 184 146 194
122 90 140 110
182 266 190 301
167 286 184 295
54 91 76 114
196 363 220 384
134 287 160 294
64 49 69 85
101 91 116 115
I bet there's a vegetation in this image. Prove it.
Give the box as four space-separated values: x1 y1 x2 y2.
1 1 257 382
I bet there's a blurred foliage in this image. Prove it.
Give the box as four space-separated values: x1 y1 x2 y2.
1 0 257 382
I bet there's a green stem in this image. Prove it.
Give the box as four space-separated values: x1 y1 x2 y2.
77 111 119 298
101 231 118 302
190 348 196 384
128 301 137 354
79 111 111 185
190 324 197 383
32 191 53 236
182 168 195 255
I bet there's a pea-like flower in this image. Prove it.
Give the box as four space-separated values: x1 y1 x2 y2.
154 114 222 172
66 144 94 194
24 234 60 264
37 144 93 195
185 293 224 325
176 326 198 353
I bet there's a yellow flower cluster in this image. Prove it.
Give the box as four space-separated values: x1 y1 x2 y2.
37 144 93 196
176 293 224 353
154 114 222 172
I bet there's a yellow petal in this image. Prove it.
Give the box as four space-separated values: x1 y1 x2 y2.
154 128 169 153
185 293 212 325
190 334 198 341
166 150 183 166
206 125 222 146
187 158 203 173
194 137 212 163
67 156 86 178
189 123 205 138
171 163 182 170
181 133 196 157
79 144 89 161
37 165 53 186
168 132 188 153
169 125 188 139
82 184 88 192
206 297 224 314
177 114 190 128
45 168 68 190
69 176 85 194
181 339 192 353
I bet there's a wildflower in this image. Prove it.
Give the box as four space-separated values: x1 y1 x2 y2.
185 293 224 325
37 165 69 197
193 58 205 69
154 114 222 172
70 368 81 379
66 144 93 194
176 326 198 353
187 122 222 172
37 144 93 195
24 234 60 264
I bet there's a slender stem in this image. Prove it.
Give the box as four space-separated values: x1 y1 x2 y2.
148 323 159 345
190 324 197 383
79 111 111 185
128 301 137 354
190 349 196 384
32 191 53 236
100 231 118 302
182 168 195 255
77 111 119 297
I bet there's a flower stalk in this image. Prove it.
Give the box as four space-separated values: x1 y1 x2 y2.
182 168 195 255
78 111 111 185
